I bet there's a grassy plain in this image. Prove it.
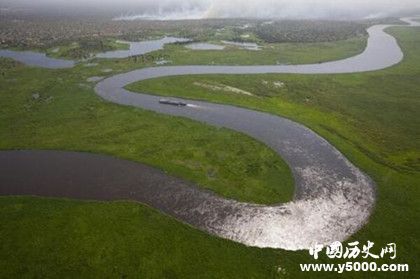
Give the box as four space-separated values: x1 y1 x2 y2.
163 37 366 65
0 27 419 278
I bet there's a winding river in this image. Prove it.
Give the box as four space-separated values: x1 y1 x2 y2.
1 18 419 250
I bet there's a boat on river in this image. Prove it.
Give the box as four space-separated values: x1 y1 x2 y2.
159 98 188 106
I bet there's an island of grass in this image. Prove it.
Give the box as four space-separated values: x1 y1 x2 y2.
45 38 130 59
161 36 366 65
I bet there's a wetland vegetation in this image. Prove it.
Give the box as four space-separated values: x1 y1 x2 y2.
0 11 418 278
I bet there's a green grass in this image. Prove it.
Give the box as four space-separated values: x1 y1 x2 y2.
126 36 367 66
0 27 419 278
45 39 130 59
0 197 286 278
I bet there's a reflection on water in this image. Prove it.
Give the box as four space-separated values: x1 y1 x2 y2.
185 41 261 51
185 43 225 50
221 41 261 51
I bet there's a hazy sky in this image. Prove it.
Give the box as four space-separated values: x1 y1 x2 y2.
2 0 420 20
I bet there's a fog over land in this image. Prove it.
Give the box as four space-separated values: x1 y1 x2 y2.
1 0 420 20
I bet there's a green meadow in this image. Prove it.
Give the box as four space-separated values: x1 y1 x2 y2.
161 37 366 65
